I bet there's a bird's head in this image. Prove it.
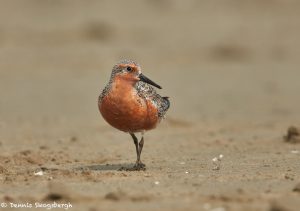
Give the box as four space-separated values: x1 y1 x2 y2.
110 59 162 89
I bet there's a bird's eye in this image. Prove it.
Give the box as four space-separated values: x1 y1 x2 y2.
126 66 132 72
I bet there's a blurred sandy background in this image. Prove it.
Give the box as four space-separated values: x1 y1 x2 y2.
0 1 300 211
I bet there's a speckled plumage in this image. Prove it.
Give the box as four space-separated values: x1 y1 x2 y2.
135 81 170 118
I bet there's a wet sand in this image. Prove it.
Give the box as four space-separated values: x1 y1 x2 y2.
1 1 300 210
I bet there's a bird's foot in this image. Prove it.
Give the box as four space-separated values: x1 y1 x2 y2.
132 162 146 171
118 162 146 171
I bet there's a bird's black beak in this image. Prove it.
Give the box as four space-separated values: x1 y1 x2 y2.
139 73 162 89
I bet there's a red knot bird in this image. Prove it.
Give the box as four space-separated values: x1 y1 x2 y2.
98 59 170 171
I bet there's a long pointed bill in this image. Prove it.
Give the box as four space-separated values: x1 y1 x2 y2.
139 73 162 89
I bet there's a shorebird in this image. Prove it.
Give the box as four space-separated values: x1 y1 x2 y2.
98 59 170 171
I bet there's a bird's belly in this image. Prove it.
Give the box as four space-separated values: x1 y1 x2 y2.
99 93 159 133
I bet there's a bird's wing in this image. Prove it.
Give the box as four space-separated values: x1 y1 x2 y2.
135 81 170 118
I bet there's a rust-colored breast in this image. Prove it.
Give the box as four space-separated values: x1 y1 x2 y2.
99 77 159 133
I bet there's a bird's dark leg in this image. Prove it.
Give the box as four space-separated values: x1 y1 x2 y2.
138 137 145 165
128 133 146 171
130 133 139 162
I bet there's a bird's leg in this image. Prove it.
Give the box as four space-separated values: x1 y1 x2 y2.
127 133 146 171
130 133 139 162
137 136 145 168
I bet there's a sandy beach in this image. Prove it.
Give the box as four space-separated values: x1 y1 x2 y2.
1 1 300 210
